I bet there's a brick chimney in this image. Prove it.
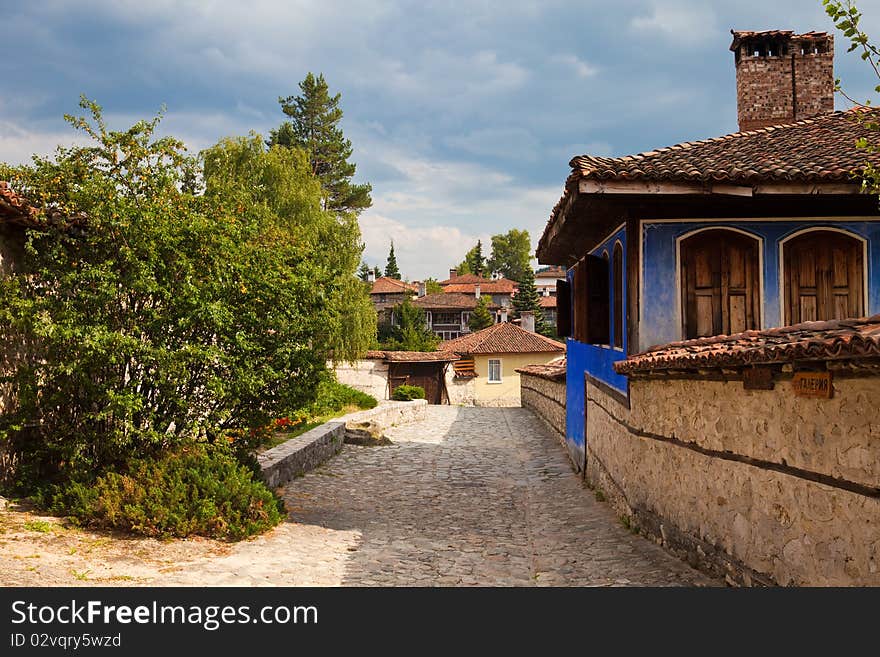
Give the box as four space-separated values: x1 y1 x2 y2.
730 30 834 132
520 311 535 333
449 268 457 280
417 281 426 297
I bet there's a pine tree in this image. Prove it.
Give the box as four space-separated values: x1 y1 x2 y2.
466 240 485 277
468 297 494 332
268 73 372 215
385 297 439 351
512 268 552 336
384 240 401 279
358 262 371 282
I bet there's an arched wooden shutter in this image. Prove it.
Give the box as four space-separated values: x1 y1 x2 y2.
556 278 571 337
572 255 610 344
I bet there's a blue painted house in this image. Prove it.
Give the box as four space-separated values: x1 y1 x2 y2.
537 30 880 469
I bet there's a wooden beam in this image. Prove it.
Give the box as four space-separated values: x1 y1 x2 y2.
579 179 863 196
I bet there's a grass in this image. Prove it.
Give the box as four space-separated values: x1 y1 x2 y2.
24 520 54 533
71 569 91 581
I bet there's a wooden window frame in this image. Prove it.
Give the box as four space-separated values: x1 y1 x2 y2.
487 358 502 383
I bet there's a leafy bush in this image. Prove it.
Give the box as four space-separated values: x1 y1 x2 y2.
0 98 375 492
56 444 284 541
311 379 378 415
392 385 425 401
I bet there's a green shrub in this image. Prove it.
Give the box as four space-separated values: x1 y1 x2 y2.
392 385 425 401
56 444 284 541
310 379 378 416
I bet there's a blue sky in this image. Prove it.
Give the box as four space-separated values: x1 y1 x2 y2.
2 1 878 279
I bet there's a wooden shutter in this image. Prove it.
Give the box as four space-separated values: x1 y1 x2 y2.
556 278 571 338
784 231 864 324
681 230 759 339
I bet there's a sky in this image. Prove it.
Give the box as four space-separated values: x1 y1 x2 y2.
2 1 879 280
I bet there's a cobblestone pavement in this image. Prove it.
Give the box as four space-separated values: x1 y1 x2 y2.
163 406 715 586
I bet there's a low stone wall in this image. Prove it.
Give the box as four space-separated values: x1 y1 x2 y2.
333 358 389 400
520 373 566 447
259 400 428 488
584 376 880 586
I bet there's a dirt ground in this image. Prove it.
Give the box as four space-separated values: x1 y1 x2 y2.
0 498 233 586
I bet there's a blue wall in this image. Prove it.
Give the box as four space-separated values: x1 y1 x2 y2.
639 220 880 349
564 225 629 465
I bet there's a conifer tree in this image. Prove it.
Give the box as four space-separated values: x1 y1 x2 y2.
466 240 486 277
269 72 372 215
384 240 401 279
468 296 495 332
386 297 438 351
512 268 552 336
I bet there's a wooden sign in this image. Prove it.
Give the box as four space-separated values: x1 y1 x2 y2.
792 371 833 399
743 366 774 390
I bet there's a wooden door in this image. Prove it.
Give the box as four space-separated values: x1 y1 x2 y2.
784 231 864 324
388 363 442 404
681 230 760 339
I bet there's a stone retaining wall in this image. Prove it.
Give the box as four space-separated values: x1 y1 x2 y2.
585 376 880 586
332 359 389 400
259 400 427 488
519 372 568 465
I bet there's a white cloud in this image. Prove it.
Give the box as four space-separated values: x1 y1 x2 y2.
0 119 91 165
551 54 598 79
630 2 720 46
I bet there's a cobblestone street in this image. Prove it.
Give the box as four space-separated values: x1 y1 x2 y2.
168 406 714 586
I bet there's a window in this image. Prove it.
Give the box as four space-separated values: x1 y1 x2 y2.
680 229 760 339
783 230 864 324
488 359 502 383
433 312 460 326
572 254 609 344
612 242 624 349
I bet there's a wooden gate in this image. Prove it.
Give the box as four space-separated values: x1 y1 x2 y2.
387 362 447 404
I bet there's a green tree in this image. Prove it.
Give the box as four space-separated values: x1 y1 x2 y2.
824 0 880 193
424 278 443 294
385 239 401 279
466 240 486 276
358 261 372 281
385 297 439 351
268 72 372 215
512 268 552 336
488 229 532 282
468 297 495 332
0 98 374 492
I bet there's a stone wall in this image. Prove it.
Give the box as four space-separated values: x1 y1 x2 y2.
520 372 568 462
584 376 880 586
446 369 476 405
259 400 428 488
333 359 390 401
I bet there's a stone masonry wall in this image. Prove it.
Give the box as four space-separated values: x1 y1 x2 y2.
259 400 427 488
520 372 567 454
446 369 476 405
333 359 390 401
584 376 880 586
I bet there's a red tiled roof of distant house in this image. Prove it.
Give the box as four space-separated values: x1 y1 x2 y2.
439 273 519 292
440 321 565 355
539 296 557 309
535 266 567 278
362 349 458 362
614 315 880 374
540 109 880 255
413 293 485 310
515 358 567 382
0 182 37 224
369 276 419 295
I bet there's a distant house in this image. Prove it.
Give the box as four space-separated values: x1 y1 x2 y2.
539 295 557 327
368 275 419 326
440 321 564 406
440 270 518 311
413 292 492 340
535 265 565 297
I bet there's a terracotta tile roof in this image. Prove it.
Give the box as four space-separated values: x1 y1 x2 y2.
567 110 880 187
362 349 459 362
535 266 567 278
382 350 459 362
0 182 37 224
370 276 418 295
614 315 880 374
439 274 518 293
539 296 557 308
413 293 481 310
440 321 565 355
515 358 566 382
